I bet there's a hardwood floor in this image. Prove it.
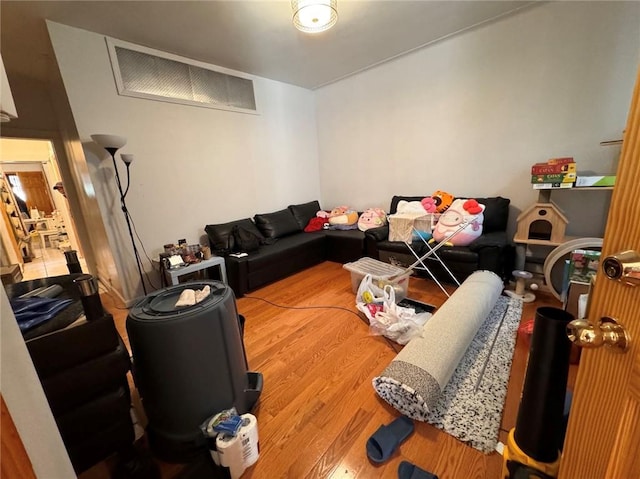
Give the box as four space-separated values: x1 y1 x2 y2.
93 261 574 479
1 396 36 479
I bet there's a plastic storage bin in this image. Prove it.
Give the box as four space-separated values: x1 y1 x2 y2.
343 257 411 299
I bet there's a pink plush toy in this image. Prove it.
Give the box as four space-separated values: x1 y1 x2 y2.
421 197 437 213
357 208 387 231
432 199 485 246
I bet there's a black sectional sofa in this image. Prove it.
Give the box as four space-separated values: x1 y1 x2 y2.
365 195 515 283
205 201 370 297
205 196 514 297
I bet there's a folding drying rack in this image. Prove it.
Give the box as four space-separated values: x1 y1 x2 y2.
391 217 470 298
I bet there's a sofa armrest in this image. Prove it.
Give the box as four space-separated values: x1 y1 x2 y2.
467 231 509 252
224 256 249 298
364 225 389 242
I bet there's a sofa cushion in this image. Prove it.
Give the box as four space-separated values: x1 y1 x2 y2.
246 233 325 272
244 234 326 290
205 219 265 254
375 240 432 262
467 231 509 251
232 225 262 253
322 229 366 263
289 200 321 230
254 208 302 239
438 246 479 264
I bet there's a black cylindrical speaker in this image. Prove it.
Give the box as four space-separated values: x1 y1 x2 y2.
64 250 83 274
73 274 104 321
514 307 573 463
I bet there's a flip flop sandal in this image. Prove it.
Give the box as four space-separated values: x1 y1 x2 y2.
398 461 439 479
366 416 414 463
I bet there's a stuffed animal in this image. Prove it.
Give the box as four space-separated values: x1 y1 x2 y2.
328 205 348 216
357 208 387 231
421 197 437 213
391 200 433 242
304 217 327 232
396 200 428 215
328 206 358 226
431 190 454 213
432 198 485 246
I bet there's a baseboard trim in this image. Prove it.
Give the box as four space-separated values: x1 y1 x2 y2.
97 278 132 308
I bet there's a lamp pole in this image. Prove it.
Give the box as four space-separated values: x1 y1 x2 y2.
106 148 147 296
92 135 148 297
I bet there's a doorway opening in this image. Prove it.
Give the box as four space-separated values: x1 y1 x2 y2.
0 137 86 281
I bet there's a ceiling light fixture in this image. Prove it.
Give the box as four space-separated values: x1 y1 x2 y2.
292 0 338 33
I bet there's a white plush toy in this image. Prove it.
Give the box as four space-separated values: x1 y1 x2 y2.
396 200 429 215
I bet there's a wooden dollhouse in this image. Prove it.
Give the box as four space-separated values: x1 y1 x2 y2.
515 202 569 244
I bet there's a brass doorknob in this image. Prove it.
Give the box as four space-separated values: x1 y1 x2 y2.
566 317 630 353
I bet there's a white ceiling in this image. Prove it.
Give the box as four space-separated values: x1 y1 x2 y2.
1 1 537 90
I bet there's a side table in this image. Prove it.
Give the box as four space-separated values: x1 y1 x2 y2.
164 256 227 286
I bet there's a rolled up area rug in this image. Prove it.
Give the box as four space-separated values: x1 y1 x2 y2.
373 270 503 420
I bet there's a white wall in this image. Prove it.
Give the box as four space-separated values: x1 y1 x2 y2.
48 22 321 301
315 2 640 237
46 4 640 301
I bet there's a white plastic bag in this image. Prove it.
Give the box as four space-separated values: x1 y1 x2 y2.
356 274 386 322
356 274 385 305
356 276 432 345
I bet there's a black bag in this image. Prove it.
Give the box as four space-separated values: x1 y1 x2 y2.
232 225 261 253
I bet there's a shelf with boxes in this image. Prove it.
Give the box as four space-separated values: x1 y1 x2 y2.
514 182 609 299
530 156 616 191
517 147 618 300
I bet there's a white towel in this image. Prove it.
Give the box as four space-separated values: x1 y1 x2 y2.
175 285 211 307
175 289 196 307
195 285 211 303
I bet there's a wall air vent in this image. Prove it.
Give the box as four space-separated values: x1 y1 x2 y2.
107 39 257 114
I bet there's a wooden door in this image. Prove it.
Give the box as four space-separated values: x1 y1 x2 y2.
558 65 640 477
604 351 640 477
1 395 36 479
8 171 54 215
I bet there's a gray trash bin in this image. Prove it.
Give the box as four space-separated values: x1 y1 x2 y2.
126 280 262 462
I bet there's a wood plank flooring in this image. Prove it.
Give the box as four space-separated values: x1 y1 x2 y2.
91 261 573 479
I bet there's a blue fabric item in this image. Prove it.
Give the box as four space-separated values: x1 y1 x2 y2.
10 297 73 332
366 416 414 463
398 461 439 479
414 230 432 241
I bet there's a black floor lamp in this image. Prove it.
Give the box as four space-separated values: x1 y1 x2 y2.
91 134 148 296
